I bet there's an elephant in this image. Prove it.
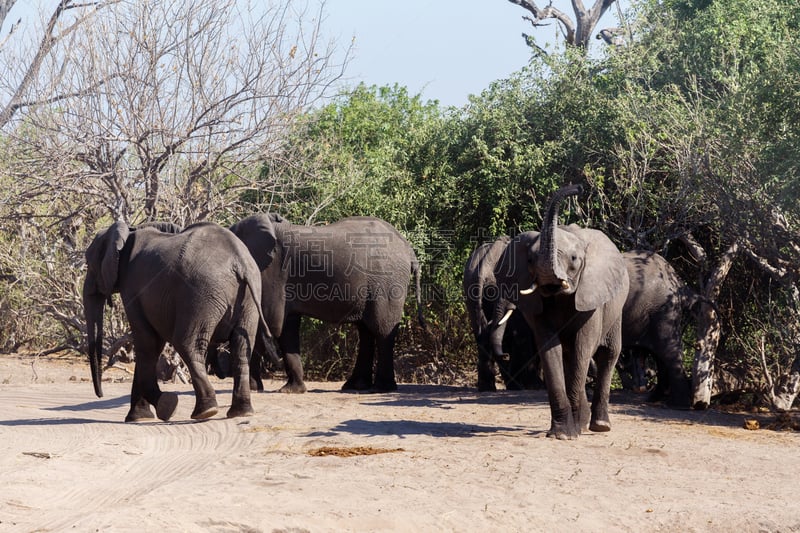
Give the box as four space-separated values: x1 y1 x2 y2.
618 250 701 409
83 220 266 422
463 236 541 392
493 184 629 439
230 213 423 393
484 248 697 408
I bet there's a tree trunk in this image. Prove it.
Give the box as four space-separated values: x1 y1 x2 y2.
768 286 800 410
691 241 739 409
772 353 800 411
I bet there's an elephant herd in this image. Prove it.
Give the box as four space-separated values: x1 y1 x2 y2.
83 186 701 439
83 214 421 423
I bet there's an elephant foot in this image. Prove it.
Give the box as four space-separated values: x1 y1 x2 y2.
371 380 398 393
249 376 265 392
664 379 692 410
647 387 667 403
155 392 179 422
190 397 219 420
666 399 691 410
226 401 255 418
546 420 580 440
342 376 372 392
124 404 156 423
477 376 497 392
589 419 612 432
278 381 307 394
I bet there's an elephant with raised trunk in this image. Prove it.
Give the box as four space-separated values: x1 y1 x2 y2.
481 247 697 408
494 185 629 439
83 221 265 422
230 213 423 393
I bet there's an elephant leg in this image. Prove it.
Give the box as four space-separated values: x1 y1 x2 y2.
248 347 264 392
487 304 512 390
206 344 222 378
126 334 177 423
226 325 255 418
373 324 399 392
649 355 667 398
589 345 618 432
655 343 691 409
173 337 219 420
476 332 497 392
510 328 543 389
342 323 375 391
537 335 579 439
127 364 156 422
564 343 591 432
277 315 307 393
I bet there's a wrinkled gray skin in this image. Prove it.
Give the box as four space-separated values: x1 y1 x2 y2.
463 237 541 391
230 214 423 393
620 250 697 409
495 250 696 407
83 221 264 422
493 185 629 439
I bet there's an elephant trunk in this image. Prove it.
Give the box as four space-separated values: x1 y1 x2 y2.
490 302 514 358
83 285 106 398
537 184 583 284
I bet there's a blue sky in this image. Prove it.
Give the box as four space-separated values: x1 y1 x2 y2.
323 0 626 107
4 1 625 109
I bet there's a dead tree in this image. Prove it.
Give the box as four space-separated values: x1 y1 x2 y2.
506 0 617 51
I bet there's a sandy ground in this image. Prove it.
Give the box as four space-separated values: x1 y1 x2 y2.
0 353 799 533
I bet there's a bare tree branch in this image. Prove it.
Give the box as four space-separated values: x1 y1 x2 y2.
0 1 118 128
507 0 617 50
0 0 17 31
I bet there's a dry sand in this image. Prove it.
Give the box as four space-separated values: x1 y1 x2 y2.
0 353 798 532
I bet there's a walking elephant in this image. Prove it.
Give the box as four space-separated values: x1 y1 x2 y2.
83 221 265 422
493 185 629 439
487 249 696 408
230 213 423 393
463 236 540 392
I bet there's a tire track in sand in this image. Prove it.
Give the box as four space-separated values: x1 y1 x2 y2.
0 383 259 531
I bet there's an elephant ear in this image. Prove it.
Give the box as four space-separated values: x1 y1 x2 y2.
569 227 627 312
99 221 130 295
230 214 278 271
494 231 542 314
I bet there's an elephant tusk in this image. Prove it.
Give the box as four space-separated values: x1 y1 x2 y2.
497 309 514 326
519 282 537 295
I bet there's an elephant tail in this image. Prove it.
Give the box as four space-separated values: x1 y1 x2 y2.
412 256 427 330
256 326 282 368
242 274 283 369
252 285 273 340
237 267 273 341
